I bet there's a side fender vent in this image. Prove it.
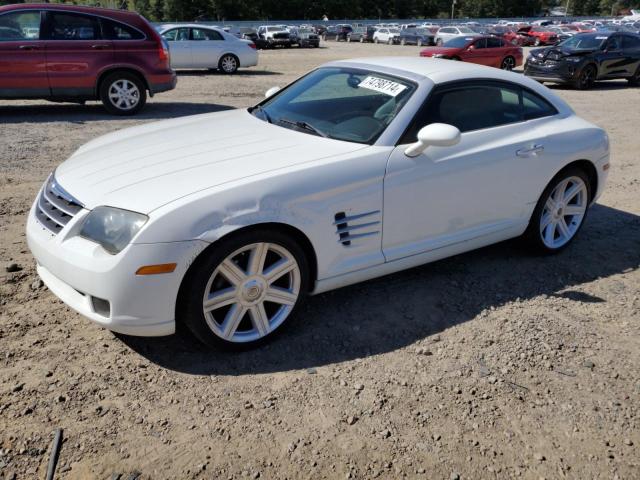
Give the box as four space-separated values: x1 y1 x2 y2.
334 210 381 247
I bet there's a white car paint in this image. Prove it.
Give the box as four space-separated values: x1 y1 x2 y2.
435 26 478 45
26 57 609 337
373 28 400 44
158 24 258 70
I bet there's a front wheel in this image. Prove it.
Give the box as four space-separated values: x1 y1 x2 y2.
523 168 591 253
99 71 146 116
628 66 640 86
575 64 596 90
178 229 309 349
387 38 393 45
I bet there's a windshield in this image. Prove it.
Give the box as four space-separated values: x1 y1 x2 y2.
250 67 416 144
558 34 607 50
458 27 475 33
444 36 475 48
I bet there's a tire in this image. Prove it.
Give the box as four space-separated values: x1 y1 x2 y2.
417 39 423 47
178 228 310 350
322 34 326 41
387 38 393 45
360 36 364 43
347 35 351 42
574 64 596 90
99 71 146 116
628 66 640 86
218 54 239 74
501 56 516 71
523 167 592 254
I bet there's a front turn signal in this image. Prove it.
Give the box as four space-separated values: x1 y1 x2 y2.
136 263 177 275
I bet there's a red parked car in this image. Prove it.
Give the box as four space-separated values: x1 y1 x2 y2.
0 3 176 115
517 26 559 46
420 36 523 70
501 28 535 46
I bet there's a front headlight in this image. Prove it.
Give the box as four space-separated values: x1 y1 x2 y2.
79 206 148 255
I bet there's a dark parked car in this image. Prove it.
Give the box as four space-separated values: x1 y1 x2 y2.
0 4 175 115
322 24 352 41
524 32 640 89
398 27 435 46
347 26 376 43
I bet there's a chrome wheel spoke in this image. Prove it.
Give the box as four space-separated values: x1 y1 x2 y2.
557 217 571 239
218 259 246 285
248 242 268 275
563 205 584 216
221 304 247 339
540 212 553 230
264 258 295 283
203 287 236 312
264 286 297 306
544 222 557 244
249 304 270 336
563 183 582 204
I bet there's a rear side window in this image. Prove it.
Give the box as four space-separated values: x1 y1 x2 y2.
192 28 223 41
522 89 558 120
622 35 640 49
474 38 487 48
162 27 189 41
487 37 503 48
101 18 144 40
399 82 558 143
47 12 100 40
0 11 41 41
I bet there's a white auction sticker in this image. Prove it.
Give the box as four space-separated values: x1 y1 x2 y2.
358 76 407 97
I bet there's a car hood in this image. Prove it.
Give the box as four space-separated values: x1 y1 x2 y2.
55 109 367 214
420 47 462 56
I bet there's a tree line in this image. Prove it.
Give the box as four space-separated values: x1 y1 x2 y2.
2 0 638 22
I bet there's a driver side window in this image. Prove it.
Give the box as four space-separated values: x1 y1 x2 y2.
606 36 621 51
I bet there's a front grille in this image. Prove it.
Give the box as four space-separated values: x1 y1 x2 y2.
273 33 289 39
35 174 84 235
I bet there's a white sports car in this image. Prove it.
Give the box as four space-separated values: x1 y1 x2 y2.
27 58 610 348
158 24 258 73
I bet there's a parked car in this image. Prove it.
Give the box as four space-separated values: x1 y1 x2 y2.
398 27 435 46
322 24 352 41
518 26 559 46
257 25 290 48
420 36 523 70
548 26 574 43
158 25 257 74
373 27 400 44
0 4 175 115
501 27 535 46
296 28 320 48
435 25 478 45
231 26 268 49
347 26 376 43
524 32 640 89
27 58 609 349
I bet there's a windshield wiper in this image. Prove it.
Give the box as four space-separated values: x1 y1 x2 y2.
278 117 329 138
250 105 273 124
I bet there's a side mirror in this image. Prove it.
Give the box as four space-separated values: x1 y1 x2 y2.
404 123 461 157
265 86 281 98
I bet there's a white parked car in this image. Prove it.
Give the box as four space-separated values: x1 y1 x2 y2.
435 25 478 45
373 27 401 44
158 24 258 73
27 58 610 349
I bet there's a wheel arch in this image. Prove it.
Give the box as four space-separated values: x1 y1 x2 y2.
96 67 150 97
542 159 599 205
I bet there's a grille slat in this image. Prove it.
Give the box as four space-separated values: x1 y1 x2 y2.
35 174 84 235
334 210 381 247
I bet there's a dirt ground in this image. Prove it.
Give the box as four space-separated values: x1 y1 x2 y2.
1 41 639 480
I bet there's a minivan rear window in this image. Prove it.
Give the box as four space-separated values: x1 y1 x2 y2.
101 18 144 40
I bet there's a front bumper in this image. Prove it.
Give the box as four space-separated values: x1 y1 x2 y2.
26 198 208 337
524 60 582 83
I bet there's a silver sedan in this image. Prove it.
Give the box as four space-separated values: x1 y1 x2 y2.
158 24 259 73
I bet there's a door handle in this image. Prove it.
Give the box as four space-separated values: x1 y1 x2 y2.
91 44 109 50
19 45 39 50
516 144 544 157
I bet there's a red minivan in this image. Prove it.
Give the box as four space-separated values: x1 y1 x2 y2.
0 3 176 115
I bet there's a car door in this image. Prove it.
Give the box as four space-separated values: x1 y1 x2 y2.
382 81 557 262
42 10 113 97
621 34 640 75
190 27 224 68
598 35 628 77
0 9 49 97
161 27 191 68
463 37 490 65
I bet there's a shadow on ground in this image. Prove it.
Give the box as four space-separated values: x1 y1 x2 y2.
120 204 640 375
0 102 234 124
176 69 282 76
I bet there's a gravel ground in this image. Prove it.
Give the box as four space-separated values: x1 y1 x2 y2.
1 42 639 480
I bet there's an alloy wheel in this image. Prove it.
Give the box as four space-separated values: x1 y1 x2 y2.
501 56 516 70
220 55 238 74
539 176 588 249
202 242 301 343
578 66 596 89
108 79 140 111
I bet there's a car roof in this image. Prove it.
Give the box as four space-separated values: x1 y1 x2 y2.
1 3 141 18
159 23 223 31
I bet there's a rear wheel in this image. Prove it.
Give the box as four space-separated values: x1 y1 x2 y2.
347 35 351 42
387 38 393 45
218 54 238 74
575 64 596 90
400 38 406 46
374 37 379 44
523 168 591 253
501 56 516 71
360 36 364 43
99 71 146 116
179 229 310 350
436 38 443 46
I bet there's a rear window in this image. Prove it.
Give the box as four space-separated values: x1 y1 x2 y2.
101 18 144 40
